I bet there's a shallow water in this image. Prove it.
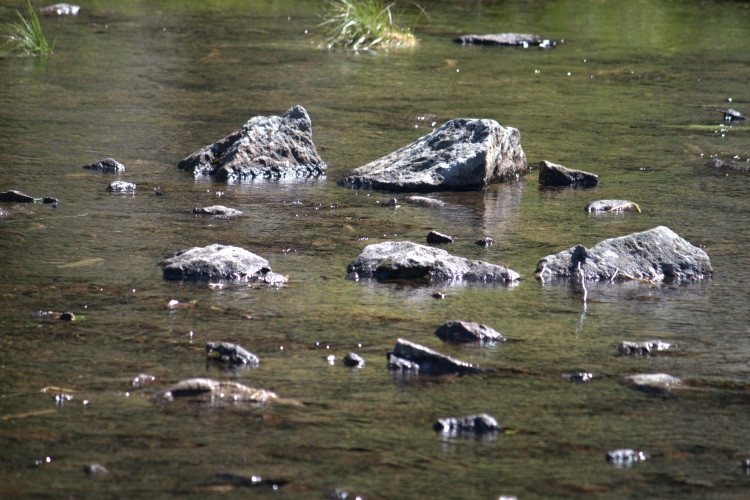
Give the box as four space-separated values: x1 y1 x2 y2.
2 0 750 498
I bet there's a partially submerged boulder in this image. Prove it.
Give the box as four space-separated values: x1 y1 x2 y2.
348 241 520 284
206 341 259 369
154 378 279 404
107 181 136 193
343 352 366 368
178 105 327 182
161 243 287 283
585 200 640 213
387 338 481 376
453 33 553 48
340 118 527 192
538 160 599 187
83 158 125 173
0 190 35 202
434 413 501 437
404 196 446 208
435 320 506 343
426 230 454 244
534 226 712 283
617 340 671 356
193 205 244 218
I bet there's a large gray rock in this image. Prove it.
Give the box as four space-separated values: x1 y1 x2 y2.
387 338 481 375
348 241 520 284
161 243 286 283
538 160 599 187
340 118 527 192
534 226 712 283
177 105 327 182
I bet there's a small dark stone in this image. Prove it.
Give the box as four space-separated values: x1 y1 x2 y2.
42 197 59 205
0 190 35 203
383 198 399 207
154 187 164 196
206 341 260 368
434 413 501 436
705 159 725 168
426 230 454 244
59 312 75 321
107 181 136 193
539 160 599 187
343 352 366 368
83 463 108 476
475 237 493 246
561 372 593 383
346 272 360 281
741 458 750 470
83 158 125 173
432 292 446 300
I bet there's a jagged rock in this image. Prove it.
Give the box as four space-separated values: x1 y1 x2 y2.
387 338 481 376
404 196 446 207
622 373 682 394
40 3 80 15
453 33 554 48
340 118 527 192
348 241 520 284
107 181 136 193
426 230 454 244
82 158 125 173
0 190 35 202
154 378 279 404
534 226 712 283
617 340 671 356
585 200 640 213
606 449 647 465
538 160 599 187
161 243 286 283
193 205 244 218
177 105 327 182
343 352 366 368
475 237 493 246
434 413 501 436
434 320 506 343
206 341 259 369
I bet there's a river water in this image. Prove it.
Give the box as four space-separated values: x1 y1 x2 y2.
2 0 750 498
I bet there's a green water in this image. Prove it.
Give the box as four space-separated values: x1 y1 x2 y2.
2 1 750 498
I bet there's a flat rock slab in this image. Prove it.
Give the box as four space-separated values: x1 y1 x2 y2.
178 105 327 182
193 205 244 218
435 320 506 343
107 181 136 192
83 158 125 173
154 378 279 404
340 118 527 192
585 200 640 213
535 226 712 282
387 338 481 375
161 243 286 283
539 160 599 187
347 241 521 284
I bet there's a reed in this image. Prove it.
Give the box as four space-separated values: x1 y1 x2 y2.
2 1 55 56
320 0 423 50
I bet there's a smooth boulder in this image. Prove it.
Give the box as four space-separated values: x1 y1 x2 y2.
435 320 506 343
534 226 712 282
387 338 480 376
177 105 327 182
0 190 35 202
538 160 599 187
348 241 520 284
340 118 527 192
161 243 286 283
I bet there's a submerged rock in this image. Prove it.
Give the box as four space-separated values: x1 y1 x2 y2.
475 236 493 247
426 230 454 244
387 338 481 376
538 160 599 187
83 463 108 476
617 340 671 356
107 181 136 193
404 196 446 208
623 373 682 394
585 200 640 213
348 241 520 284
560 372 594 383
434 320 506 343
161 243 286 283
606 449 647 466
177 105 327 182
206 341 259 369
193 205 244 218
0 190 35 202
40 3 80 15
453 33 554 48
434 413 501 437
534 226 712 283
154 378 279 404
82 158 125 173
340 118 527 192
343 352 366 368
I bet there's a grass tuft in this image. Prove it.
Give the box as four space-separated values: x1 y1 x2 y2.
319 0 425 51
1 1 55 56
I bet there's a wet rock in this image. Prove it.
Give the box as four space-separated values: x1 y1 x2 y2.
475 236 493 246
387 338 481 376
206 341 259 369
383 198 400 207
348 241 521 284
387 352 421 372
40 3 80 15
343 352 366 368
82 158 125 173
432 292 446 299
178 105 327 182
623 373 682 394
434 320 506 344
31 310 75 321
329 488 362 500
705 159 725 168
560 372 593 383
453 33 553 48
704 107 746 121
59 312 76 321
42 197 58 205
585 200 640 213
404 196 446 208
154 378 279 404
606 449 647 466
704 158 750 172
539 160 599 187
83 463 108 476
0 190 35 202
131 373 157 388
617 340 671 356
0 207 9 217
107 181 136 193
426 230 454 244
160 243 286 283
340 118 527 192
434 413 501 437
534 226 712 283
193 205 244 218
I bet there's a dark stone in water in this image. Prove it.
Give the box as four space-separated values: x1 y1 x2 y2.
82 158 125 173
387 338 481 376
193 205 244 218
131 373 157 388
178 105 327 182
343 352 366 368
31 310 75 321
83 463 108 476
434 320 506 344
160 243 286 284
561 372 593 383
453 33 554 48
535 226 712 283
617 340 671 356
347 241 521 284
426 230 454 244
339 118 527 192
606 449 647 466
0 190 35 202
42 197 58 205
206 341 259 368
59 312 76 321
434 413 501 436
476 236 493 246
107 181 136 193
539 160 599 187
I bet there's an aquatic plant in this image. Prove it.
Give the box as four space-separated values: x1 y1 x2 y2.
319 0 424 50
1 1 55 56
